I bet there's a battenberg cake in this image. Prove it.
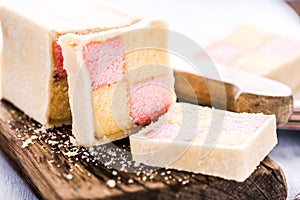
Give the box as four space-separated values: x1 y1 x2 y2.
0 0 140 127
206 25 300 97
130 103 277 182
59 20 175 145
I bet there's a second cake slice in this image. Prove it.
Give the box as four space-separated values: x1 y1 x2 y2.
130 102 277 182
59 20 175 146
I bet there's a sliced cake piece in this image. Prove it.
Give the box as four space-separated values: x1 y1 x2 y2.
130 102 277 182
206 25 300 96
0 0 139 127
206 25 272 65
58 20 175 146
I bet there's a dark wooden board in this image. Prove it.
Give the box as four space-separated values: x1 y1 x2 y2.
0 100 287 200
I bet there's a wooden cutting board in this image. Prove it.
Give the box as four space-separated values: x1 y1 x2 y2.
0 68 291 200
0 100 288 200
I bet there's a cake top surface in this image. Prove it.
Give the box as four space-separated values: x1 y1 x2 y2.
2 0 140 34
132 103 275 147
57 19 167 47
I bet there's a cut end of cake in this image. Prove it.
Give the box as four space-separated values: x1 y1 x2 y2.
129 76 175 126
53 42 67 79
84 38 125 89
58 19 175 145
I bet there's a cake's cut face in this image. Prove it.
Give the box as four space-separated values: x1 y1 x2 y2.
206 25 300 96
53 42 67 79
258 37 300 60
129 76 173 126
47 42 71 125
130 103 277 182
84 38 125 88
59 20 175 145
206 42 243 64
0 1 140 127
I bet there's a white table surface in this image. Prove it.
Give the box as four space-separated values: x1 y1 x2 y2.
0 0 300 199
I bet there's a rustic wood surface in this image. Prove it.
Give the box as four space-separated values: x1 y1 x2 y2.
269 129 300 200
175 70 294 126
0 100 288 200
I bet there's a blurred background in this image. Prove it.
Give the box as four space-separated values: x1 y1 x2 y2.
102 0 300 45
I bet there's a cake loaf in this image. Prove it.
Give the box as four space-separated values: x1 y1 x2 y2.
0 0 175 136
58 20 175 145
130 102 277 182
206 25 300 98
0 0 139 127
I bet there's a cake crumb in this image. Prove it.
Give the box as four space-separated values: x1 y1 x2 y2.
48 140 59 145
112 171 118 176
66 174 73 180
22 138 33 148
31 135 38 140
182 180 189 185
63 151 78 157
128 179 134 184
106 179 116 188
149 175 155 180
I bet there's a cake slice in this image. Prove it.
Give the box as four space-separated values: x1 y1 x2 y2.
130 103 277 182
206 25 300 96
0 0 139 127
58 20 175 145
206 26 272 65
